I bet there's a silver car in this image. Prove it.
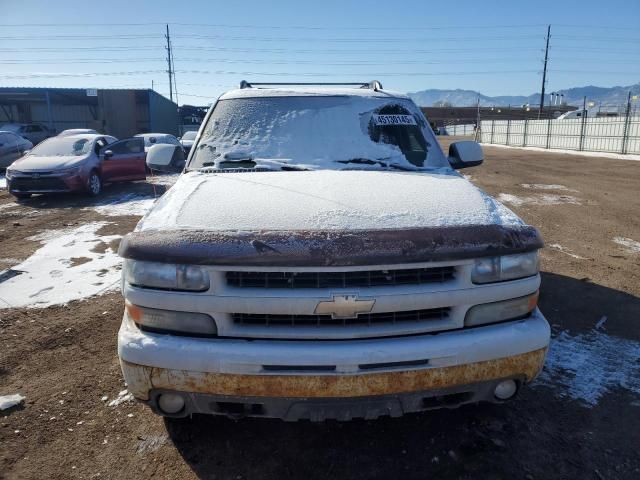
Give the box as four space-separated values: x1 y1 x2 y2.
0 123 51 145
0 131 33 168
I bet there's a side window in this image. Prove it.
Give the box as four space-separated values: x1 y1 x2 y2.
105 138 144 155
28 125 43 132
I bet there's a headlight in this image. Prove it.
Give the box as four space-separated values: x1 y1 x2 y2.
5 168 18 180
465 292 538 327
471 251 539 284
126 301 217 336
124 259 209 292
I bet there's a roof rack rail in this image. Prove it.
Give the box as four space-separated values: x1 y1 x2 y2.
239 80 384 91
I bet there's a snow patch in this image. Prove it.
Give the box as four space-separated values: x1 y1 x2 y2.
613 237 640 254
108 390 134 407
536 330 640 406
146 173 180 186
520 184 577 192
85 193 158 217
498 193 581 206
0 394 25 410
548 243 590 260
0 222 122 309
0 175 6 189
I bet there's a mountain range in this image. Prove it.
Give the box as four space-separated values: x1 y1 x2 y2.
407 82 640 107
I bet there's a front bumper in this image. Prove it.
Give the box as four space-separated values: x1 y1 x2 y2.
118 309 550 419
8 173 86 194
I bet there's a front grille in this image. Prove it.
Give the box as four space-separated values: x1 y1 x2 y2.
226 267 455 289
11 177 68 191
232 307 450 327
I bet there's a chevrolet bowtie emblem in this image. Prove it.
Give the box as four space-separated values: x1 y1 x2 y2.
314 294 375 319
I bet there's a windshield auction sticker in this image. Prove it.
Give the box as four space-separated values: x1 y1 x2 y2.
372 114 417 126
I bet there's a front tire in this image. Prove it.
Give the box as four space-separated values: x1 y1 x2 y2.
87 171 102 196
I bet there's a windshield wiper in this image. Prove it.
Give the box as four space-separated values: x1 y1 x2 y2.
337 158 414 171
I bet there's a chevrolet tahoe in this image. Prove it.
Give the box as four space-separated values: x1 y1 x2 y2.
117 81 549 421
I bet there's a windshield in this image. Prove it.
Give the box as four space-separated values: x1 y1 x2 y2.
182 131 197 140
188 95 447 171
29 137 92 156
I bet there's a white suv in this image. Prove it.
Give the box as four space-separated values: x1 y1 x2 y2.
117 81 549 421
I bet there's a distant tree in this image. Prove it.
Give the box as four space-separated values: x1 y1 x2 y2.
433 100 453 108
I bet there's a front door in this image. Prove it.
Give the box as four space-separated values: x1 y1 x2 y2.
99 138 146 182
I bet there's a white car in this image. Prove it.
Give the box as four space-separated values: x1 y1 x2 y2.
58 128 99 137
135 133 183 153
178 130 197 156
117 81 550 421
0 131 33 168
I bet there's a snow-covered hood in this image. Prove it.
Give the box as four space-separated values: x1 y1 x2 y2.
10 154 89 171
138 170 523 232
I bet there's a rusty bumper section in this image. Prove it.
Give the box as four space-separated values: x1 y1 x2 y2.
118 224 543 267
121 348 547 402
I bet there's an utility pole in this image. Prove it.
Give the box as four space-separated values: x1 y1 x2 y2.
165 24 173 103
538 25 551 119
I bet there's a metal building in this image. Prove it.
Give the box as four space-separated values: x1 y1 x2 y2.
0 87 179 138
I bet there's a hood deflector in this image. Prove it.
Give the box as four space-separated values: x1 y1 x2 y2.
119 225 543 267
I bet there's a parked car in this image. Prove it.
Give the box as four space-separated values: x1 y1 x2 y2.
0 123 51 145
58 128 99 137
0 131 33 168
178 130 197 156
117 81 549 421
6 134 146 199
135 133 183 153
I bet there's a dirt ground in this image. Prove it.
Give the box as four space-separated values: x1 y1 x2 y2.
1 141 639 479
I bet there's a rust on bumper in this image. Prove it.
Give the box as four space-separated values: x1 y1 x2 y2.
122 348 547 401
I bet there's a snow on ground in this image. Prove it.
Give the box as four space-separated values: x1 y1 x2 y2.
536 330 640 406
146 173 180 186
0 174 6 189
520 184 577 192
548 243 590 260
0 394 25 410
497 193 582 207
0 222 122 309
613 237 640 254
108 389 134 407
481 143 640 161
85 193 158 217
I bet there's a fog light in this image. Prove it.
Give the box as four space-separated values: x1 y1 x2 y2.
157 393 185 414
494 379 518 400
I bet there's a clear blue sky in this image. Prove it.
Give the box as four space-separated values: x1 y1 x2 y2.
1 0 638 104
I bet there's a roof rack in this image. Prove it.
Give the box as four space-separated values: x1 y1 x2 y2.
239 80 383 91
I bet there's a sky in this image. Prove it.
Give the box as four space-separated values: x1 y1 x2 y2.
1 0 639 105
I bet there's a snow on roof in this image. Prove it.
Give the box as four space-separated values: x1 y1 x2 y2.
220 87 409 101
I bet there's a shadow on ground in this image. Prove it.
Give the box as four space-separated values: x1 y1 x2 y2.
162 273 639 479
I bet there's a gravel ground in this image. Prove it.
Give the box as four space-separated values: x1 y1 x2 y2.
1 142 639 480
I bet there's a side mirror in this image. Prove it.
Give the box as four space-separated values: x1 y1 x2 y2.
448 141 483 169
22 149 31 156
146 144 185 173
103 149 114 159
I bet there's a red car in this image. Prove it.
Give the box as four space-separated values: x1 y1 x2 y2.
6 134 146 199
